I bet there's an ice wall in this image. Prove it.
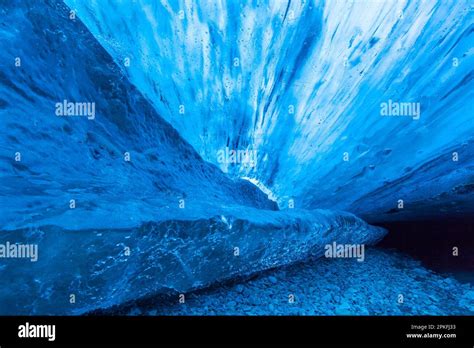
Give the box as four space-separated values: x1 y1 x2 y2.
0 0 277 232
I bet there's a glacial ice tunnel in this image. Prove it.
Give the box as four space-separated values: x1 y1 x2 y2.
0 0 473 315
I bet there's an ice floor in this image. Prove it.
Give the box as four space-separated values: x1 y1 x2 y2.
101 248 474 316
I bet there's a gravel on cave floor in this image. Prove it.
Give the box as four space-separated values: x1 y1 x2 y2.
115 248 474 316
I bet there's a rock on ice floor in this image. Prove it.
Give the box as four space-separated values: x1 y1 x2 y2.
113 248 473 316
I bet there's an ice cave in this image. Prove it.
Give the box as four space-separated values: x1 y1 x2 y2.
0 0 473 315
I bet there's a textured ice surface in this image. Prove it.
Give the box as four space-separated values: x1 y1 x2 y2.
0 0 276 232
66 0 474 222
0 210 386 314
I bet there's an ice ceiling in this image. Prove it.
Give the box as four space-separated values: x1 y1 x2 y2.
65 0 474 222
